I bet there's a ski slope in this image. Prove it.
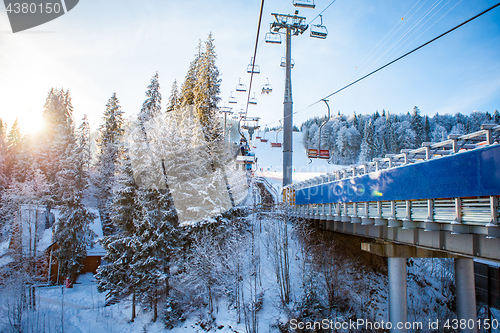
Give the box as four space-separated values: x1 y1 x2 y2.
252 130 342 184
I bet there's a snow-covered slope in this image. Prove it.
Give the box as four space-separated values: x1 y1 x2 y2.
253 131 343 184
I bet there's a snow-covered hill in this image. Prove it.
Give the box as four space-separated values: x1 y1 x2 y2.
253 131 343 184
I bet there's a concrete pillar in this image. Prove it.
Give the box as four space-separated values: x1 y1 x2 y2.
388 257 407 333
455 258 477 333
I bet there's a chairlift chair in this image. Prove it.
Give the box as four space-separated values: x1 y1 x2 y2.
261 78 273 94
293 0 315 8
235 78 247 92
265 32 282 44
228 92 237 104
280 57 295 68
319 149 330 159
260 132 268 142
310 15 328 39
307 149 319 158
271 125 282 148
249 93 258 105
241 117 260 130
247 57 260 74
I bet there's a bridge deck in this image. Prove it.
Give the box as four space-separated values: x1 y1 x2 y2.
284 125 500 262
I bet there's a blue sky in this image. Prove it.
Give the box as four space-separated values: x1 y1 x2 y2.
0 0 499 134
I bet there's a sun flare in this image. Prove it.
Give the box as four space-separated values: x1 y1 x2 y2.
18 111 44 135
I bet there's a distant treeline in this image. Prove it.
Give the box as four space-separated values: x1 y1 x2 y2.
301 107 499 165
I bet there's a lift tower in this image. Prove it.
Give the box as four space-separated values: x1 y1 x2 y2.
270 11 308 186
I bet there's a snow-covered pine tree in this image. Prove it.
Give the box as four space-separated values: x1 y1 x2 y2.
180 41 202 108
95 93 125 236
166 80 181 113
38 89 75 204
139 73 162 125
53 100 95 284
358 119 377 163
134 186 180 322
423 115 431 143
97 152 142 321
411 106 424 147
6 119 22 181
0 119 8 209
194 33 222 148
77 115 91 172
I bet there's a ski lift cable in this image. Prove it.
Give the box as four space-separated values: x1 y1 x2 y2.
355 0 440 81
262 1 500 128
353 0 423 72
307 0 336 25
382 0 455 63
393 0 462 61
344 0 425 85
244 0 266 122
365 0 447 72
303 1 500 112
411 1 463 46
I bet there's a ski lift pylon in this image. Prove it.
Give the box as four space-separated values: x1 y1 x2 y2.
236 78 247 92
247 57 260 74
293 0 315 8
310 15 328 39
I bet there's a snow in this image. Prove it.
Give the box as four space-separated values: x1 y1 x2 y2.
87 208 107 256
253 131 344 184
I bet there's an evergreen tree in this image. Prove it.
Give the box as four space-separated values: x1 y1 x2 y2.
139 73 162 125
494 110 500 124
97 153 142 321
134 186 180 322
0 119 8 194
385 113 398 154
180 41 202 107
95 93 125 236
194 32 222 145
423 115 431 143
6 119 22 181
359 119 377 163
77 115 91 172
54 131 95 284
166 80 181 112
411 106 424 147
38 88 76 204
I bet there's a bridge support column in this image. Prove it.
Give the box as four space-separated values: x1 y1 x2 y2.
362 242 464 333
455 258 477 333
388 257 407 333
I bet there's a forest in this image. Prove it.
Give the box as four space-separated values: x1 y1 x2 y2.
301 107 500 165
0 32 489 332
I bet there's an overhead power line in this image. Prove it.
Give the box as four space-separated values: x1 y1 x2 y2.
259 0 500 128
308 0 337 25
303 0 500 111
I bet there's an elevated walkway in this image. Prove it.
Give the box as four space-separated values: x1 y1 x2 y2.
284 124 500 332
